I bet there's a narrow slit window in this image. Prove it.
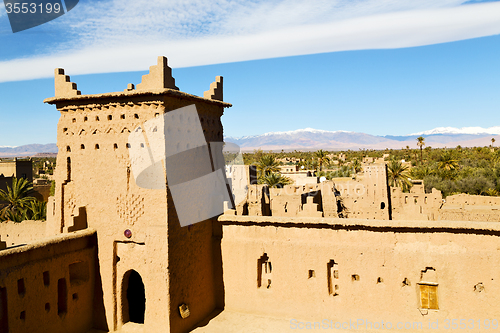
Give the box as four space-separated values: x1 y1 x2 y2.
17 278 25 295
43 271 50 286
257 253 272 289
57 278 67 315
327 260 339 296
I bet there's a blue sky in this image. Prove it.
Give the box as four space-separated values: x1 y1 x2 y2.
1 0 500 146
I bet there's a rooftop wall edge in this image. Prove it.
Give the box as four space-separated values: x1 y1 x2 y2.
0 229 97 270
43 88 232 107
218 215 500 235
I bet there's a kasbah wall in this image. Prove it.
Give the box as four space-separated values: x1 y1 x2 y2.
1 56 500 333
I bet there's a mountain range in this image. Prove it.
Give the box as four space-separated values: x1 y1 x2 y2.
0 144 58 157
225 127 500 151
2 127 500 156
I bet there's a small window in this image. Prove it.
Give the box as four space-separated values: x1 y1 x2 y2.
308 270 315 279
84 116 88 121
96 116 100 121
120 114 125 119
108 115 112 120
43 271 50 286
57 278 67 315
18 278 25 295
63 128 68 132
95 144 100 150
134 114 139 119
419 283 438 310
258 254 272 289
81 144 85 149
114 143 118 150
327 260 339 296
72 118 76 123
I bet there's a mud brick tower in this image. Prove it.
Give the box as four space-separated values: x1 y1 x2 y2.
44 56 231 332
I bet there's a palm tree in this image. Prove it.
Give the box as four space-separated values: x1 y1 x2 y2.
259 173 292 188
387 160 412 192
492 138 496 147
255 154 280 179
351 159 362 174
314 150 330 171
26 200 47 220
416 136 425 164
438 150 459 172
0 177 35 222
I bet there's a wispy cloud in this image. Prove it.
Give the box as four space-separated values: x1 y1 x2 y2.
1 0 500 83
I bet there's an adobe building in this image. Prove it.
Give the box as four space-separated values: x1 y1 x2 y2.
3 56 500 333
41 56 231 332
0 158 33 193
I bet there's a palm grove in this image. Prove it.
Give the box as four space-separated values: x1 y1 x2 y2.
242 137 500 197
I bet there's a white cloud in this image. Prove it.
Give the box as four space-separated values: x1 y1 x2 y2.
1 1 500 83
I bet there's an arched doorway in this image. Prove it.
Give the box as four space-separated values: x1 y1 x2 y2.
123 270 145 324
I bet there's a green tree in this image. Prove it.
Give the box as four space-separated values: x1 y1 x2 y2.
314 149 330 171
438 150 459 172
387 160 412 192
259 173 292 188
255 154 280 179
0 177 35 222
26 200 47 220
416 136 425 164
351 159 362 174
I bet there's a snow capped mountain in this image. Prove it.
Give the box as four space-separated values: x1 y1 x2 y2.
225 127 500 150
225 128 353 140
409 126 500 136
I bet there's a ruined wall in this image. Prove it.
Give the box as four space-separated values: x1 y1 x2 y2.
236 185 270 216
269 183 325 217
219 215 500 331
331 163 390 219
439 193 500 222
391 186 443 221
0 229 96 333
0 220 47 247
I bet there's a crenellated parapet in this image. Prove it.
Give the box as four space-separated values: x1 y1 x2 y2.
54 68 81 97
136 56 179 91
204 76 223 101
